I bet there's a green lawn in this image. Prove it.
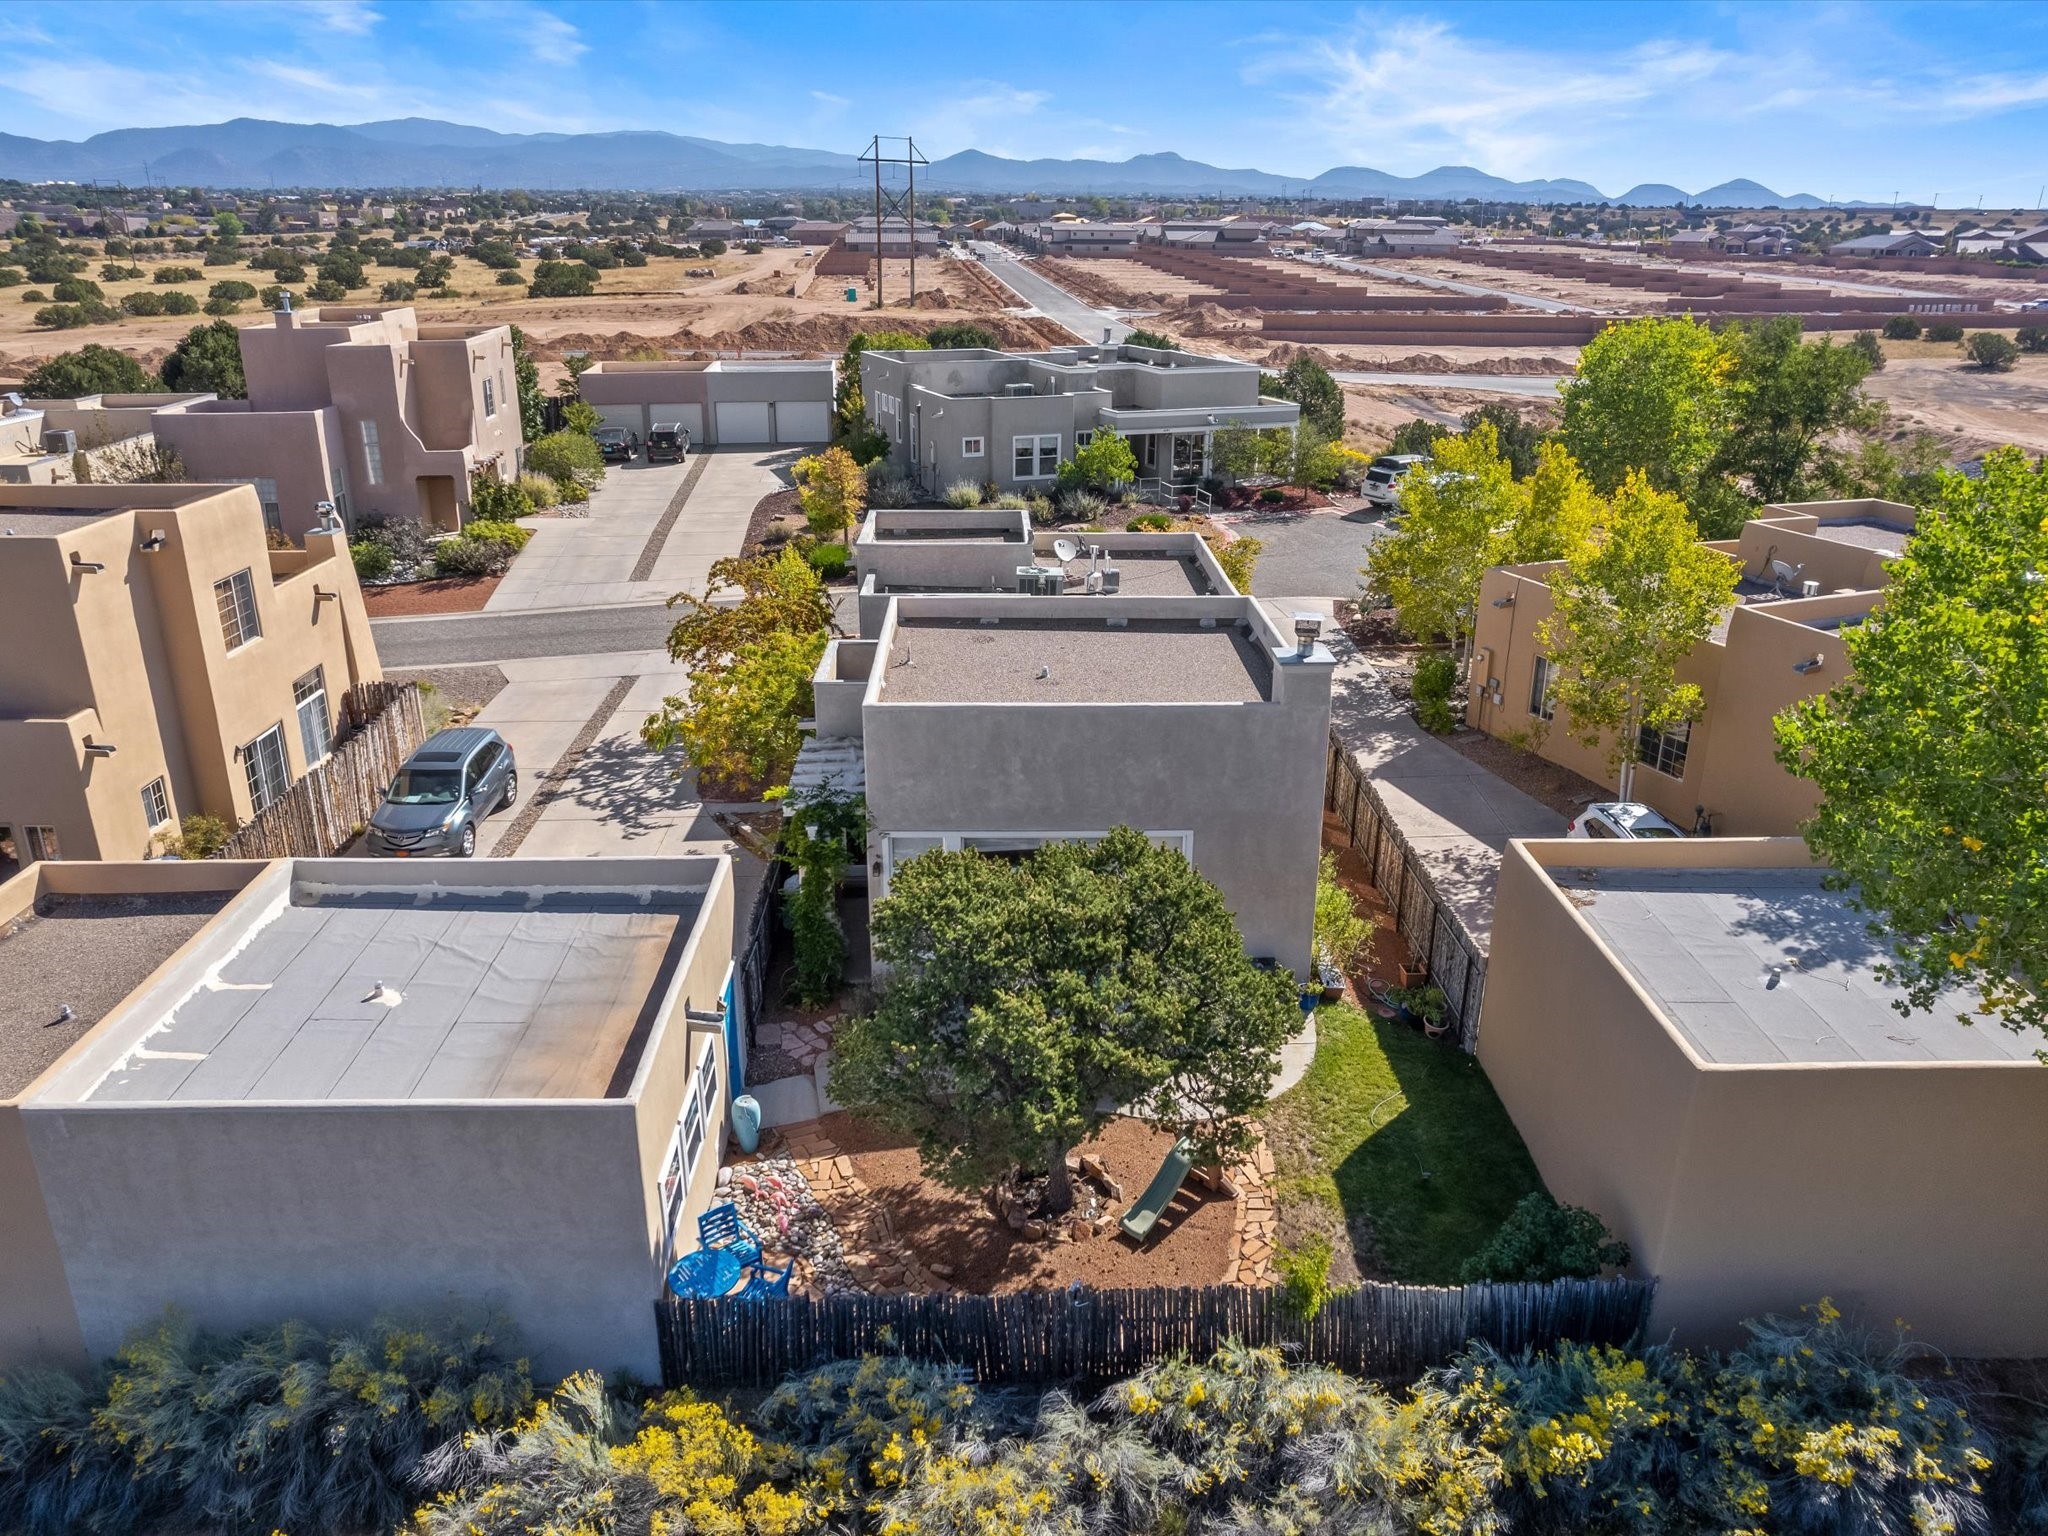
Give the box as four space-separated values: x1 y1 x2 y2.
1264 1004 1543 1283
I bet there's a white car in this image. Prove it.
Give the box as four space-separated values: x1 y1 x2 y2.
1361 454 1426 508
1567 802 1689 840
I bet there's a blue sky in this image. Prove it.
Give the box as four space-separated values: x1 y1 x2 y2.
6 1 2048 204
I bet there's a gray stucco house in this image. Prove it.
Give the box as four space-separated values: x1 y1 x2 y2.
858 344 1299 495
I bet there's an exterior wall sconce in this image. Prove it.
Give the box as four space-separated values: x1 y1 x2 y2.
1491 593 1516 608
83 737 117 757
69 552 106 573
314 587 340 603
139 530 168 552
1793 654 1826 675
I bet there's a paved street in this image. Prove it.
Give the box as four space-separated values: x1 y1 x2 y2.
375 601 677 666
970 242 1126 342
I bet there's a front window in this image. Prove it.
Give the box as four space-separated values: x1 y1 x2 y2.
961 436 984 458
214 569 260 650
294 668 331 766
385 766 463 805
1012 433 1059 479
141 777 171 829
242 724 290 814
482 377 497 418
1637 719 1691 778
359 419 383 487
1528 656 1556 721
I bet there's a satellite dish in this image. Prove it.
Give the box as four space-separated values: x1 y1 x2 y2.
1052 538 1079 563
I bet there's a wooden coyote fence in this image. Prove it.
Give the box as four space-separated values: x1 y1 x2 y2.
655 1276 1654 1389
214 681 427 860
1325 731 1489 1051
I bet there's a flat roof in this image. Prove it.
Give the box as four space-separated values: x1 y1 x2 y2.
883 616 1270 704
1813 519 1912 555
0 892 232 1098
84 882 702 1103
1070 552 1209 596
1557 866 2028 1066
0 508 121 535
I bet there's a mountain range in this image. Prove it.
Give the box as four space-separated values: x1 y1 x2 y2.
0 117 1839 207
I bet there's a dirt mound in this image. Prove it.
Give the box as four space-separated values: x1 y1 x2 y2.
891 288 955 310
1261 342 1348 371
1151 300 1252 339
1365 352 1576 376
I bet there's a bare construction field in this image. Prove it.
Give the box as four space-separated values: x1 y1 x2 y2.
1864 353 2048 456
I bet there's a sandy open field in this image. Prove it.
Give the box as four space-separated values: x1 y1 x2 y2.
1864 352 2048 456
0 243 1054 382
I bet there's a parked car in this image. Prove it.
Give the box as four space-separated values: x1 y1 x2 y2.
594 426 639 463
1566 801 1688 840
363 728 517 859
1361 454 1426 508
646 423 691 464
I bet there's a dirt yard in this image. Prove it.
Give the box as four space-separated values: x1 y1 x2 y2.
1863 351 2048 455
817 1111 1238 1292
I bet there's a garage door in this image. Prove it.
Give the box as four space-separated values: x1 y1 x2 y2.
594 405 645 436
774 401 831 444
650 404 705 441
715 401 773 444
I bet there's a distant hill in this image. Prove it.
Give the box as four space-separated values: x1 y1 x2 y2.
0 117 1852 206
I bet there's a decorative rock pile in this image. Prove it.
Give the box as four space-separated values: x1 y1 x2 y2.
717 1158 860 1295
989 1152 1126 1243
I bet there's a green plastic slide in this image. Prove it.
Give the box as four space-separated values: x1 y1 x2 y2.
1119 1136 1195 1244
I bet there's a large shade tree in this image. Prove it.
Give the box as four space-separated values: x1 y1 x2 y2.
1714 316 1875 506
1560 316 1733 501
1774 448 2048 1040
829 828 1299 1216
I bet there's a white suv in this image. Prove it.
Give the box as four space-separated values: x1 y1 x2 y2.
1567 802 1689 840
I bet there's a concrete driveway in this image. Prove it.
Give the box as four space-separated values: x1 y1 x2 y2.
487 447 795 613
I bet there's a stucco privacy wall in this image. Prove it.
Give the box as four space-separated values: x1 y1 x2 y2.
1477 837 2048 1356
18 857 737 1381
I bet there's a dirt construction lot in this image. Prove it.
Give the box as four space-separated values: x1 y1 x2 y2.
1865 352 2048 456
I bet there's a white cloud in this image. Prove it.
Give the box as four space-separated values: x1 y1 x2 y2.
302 0 383 35
811 90 850 107
911 82 1050 159
525 8 588 65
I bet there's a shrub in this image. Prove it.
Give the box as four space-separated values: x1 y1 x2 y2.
1210 532 1262 590
516 470 561 507
206 278 256 302
1926 319 1965 343
100 262 144 281
526 428 605 486
306 277 347 302
495 269 524 285
1313 848 1374 975
1277 1231 1348 1322
941 479 983 508
463 518 533 553
559 477 590 503
468 468 533 524
201 294 241 315
19 290 46 303
804 540 851 579
865 474 917 508
743 239 764 255
433 536 508 579
527 259 600 298
699 238 728 256
34 303 111 329
121 290 165 316
0 267 23 287
379 279 417 302
166 813 232 858
21 343 158 397
1123 327 1179 350
923 321 999 348
350 538 395 580
1848 329 1885 371
1881 313 1923 340
1259 486 1288 504
152 264 203 283
51 277 103 303
356 514 435 571
1412 651 1458 733
1460 1191 1630 1282
2018 324 2048 353
160 291 200 314
1126 511 1173 531
1965 331 2020 371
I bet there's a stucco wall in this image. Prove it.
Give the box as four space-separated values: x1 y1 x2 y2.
152 403 345 541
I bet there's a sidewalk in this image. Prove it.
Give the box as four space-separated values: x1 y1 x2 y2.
486 448 795 613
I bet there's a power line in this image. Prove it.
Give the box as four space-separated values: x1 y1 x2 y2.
858 135 927 308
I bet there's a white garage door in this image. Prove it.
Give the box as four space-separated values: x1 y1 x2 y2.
594 405 645 436
715 401 773 444
775 401 831 444
650 403 705 441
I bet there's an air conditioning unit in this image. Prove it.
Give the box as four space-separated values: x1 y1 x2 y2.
42 429 77 456
1004 382 1034 397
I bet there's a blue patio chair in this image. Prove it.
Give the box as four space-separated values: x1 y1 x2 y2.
737 1258 792 1299
697 1202 762 1267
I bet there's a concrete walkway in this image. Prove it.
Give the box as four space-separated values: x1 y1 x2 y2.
486 448 794 613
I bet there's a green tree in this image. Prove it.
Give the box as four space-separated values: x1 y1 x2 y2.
527 260 599 298
923 321 997 348
651 545 834 678
508 325 545 442
1847 329 1885 372
1516 440 1602 563
1066 426 1138 489
1714 317 1874 506
832 330 927 456
470 238 520 269
1388 417 1451 457
1122 327 1180 351
1774 449 2048 1040
792 444 867 544
829 828 1299 1215
1362 422 1525 675
1313 850 1374 976
211 211 244 241
1209 422 1268 486
1965 331 2020 371
159 320 247 398
1459 402 1547 478
1560 315 1734 500
316 248 366 290
21 344 159 397
1538 473 1741 799
1458 1192 1630 1282
1883 314 1922 340
526 429 604 486
1260 354 1345 440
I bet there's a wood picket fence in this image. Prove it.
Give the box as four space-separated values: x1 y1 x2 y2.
655 1276 1654 1389
213 681 427 861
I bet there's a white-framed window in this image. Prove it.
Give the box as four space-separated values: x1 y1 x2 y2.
1637 719 1691 779
242 723 290 813
214 568 260 650
1528 656 1556 721
961 436 985 458
294 667 332 766
1012 433 1059 479
1075 429 1095 448
359 419 383 487
881 830 1193 896
482 377 497 418
26 825 62 862
661 1036 721 1241
141 777 171 829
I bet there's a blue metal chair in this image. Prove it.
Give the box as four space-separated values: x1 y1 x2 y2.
737 1258 792 1299
697 1202 762 1267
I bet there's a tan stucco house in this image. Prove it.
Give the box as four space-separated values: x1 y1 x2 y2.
1466 499 1913 835
0 482 381 868
1477 836 2048 1357
0 853 739 1379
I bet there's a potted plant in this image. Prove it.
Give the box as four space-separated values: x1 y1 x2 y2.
1386 983 1450 1038
1396 956 1429 988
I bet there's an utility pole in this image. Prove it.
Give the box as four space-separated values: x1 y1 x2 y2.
858 135 927 310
